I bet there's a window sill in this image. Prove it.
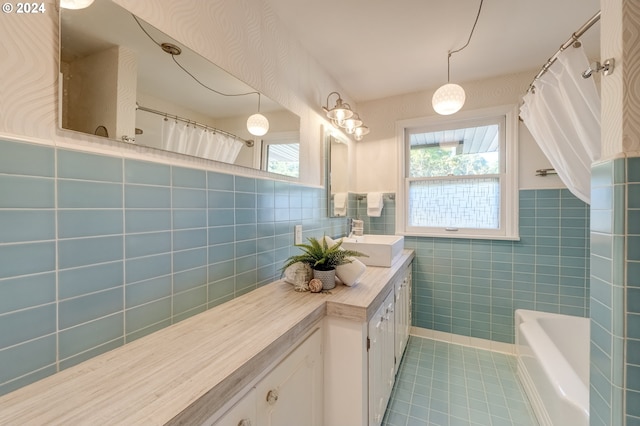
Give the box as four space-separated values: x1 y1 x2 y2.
397 231 520 241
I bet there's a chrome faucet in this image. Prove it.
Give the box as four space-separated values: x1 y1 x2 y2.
347 218 354 238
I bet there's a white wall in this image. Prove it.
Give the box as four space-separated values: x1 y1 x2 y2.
0 0 346 186
353 70 566 193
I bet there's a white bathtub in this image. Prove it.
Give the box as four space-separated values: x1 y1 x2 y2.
515 309 590 426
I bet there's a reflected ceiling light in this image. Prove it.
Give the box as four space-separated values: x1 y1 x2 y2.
133 17 270 138
438 140 462 149
247 114 269 136
432 0 484 116
60 0 94 9
247 93 270 136
323 91 369 140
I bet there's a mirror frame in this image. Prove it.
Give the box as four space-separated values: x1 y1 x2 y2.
326 128 351 218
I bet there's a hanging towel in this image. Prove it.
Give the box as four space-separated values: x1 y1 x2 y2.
333 192 347 216
367 192 384 217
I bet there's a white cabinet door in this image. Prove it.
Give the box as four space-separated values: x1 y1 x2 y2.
394 275 404 375
368 301 385 426
368 290 395 426
210 389 256 426
255 328 323 426
406 269 412 346
383 293 395 403
394 266 412 375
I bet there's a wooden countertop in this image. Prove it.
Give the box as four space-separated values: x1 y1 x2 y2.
0 250 414 425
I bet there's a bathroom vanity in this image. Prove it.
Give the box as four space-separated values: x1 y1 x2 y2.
0 251 414 425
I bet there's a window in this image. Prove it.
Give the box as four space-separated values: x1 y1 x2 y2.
263 142 299 177
397 105 519 240
257 132 300 178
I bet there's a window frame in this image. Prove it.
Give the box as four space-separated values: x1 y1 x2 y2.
255 131 300 178
396 105 519 240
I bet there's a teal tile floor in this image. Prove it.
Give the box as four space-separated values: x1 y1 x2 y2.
382 336 538 426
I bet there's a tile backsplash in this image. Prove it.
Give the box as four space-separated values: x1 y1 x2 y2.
352 193 396 235
0 137 593 396
409 188 591 344
330 188 590 345
0 138 343 396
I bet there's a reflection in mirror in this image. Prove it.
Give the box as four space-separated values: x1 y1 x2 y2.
59 0 301 176
258 132 300 178
327 129 351 217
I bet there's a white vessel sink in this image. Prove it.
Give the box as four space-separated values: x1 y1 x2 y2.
341 234 404 267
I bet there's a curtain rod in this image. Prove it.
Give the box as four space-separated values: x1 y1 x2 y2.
136 104 254 147
526 11 601 94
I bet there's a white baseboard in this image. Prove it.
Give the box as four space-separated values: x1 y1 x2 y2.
410 326 516 355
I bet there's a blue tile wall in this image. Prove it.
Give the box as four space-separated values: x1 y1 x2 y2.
0 139 345 396
627 157 640 425
329 192 397 231
334 189 589 345
353 193 396 235
589 158 637 426
409 188 591 344
0 137 599 401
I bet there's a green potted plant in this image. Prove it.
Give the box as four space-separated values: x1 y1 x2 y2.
282 236 367 290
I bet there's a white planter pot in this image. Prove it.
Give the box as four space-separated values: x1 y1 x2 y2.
313 268 336 290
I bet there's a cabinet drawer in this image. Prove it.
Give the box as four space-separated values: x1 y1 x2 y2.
209 388 256 426
255 328 323 426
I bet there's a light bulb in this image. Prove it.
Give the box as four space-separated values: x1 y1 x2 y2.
325 102 353 123
432 83 466 115
247 113 269 136
342 115 362 132
354 125 369 139
60 0 95 9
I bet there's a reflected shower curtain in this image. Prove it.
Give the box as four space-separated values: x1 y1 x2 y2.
161 119 189 155
195 131 244 164
520 44 600 204
161 119 244 164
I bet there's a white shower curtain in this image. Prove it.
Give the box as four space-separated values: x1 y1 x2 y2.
161 119 244 164
520 45 601 204
162 119 189 155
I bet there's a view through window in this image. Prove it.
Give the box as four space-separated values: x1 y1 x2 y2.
399 106 519 240
408 122 501 229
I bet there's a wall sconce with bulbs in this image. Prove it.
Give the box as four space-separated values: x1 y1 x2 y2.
323 91 369 140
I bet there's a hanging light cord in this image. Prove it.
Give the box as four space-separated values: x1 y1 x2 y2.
131 14 262 108
447 0 484 82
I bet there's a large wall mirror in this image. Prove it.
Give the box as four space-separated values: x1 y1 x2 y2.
326 128 351 217
59 0 301 177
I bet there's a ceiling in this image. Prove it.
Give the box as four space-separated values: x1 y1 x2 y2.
265 0 601 104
